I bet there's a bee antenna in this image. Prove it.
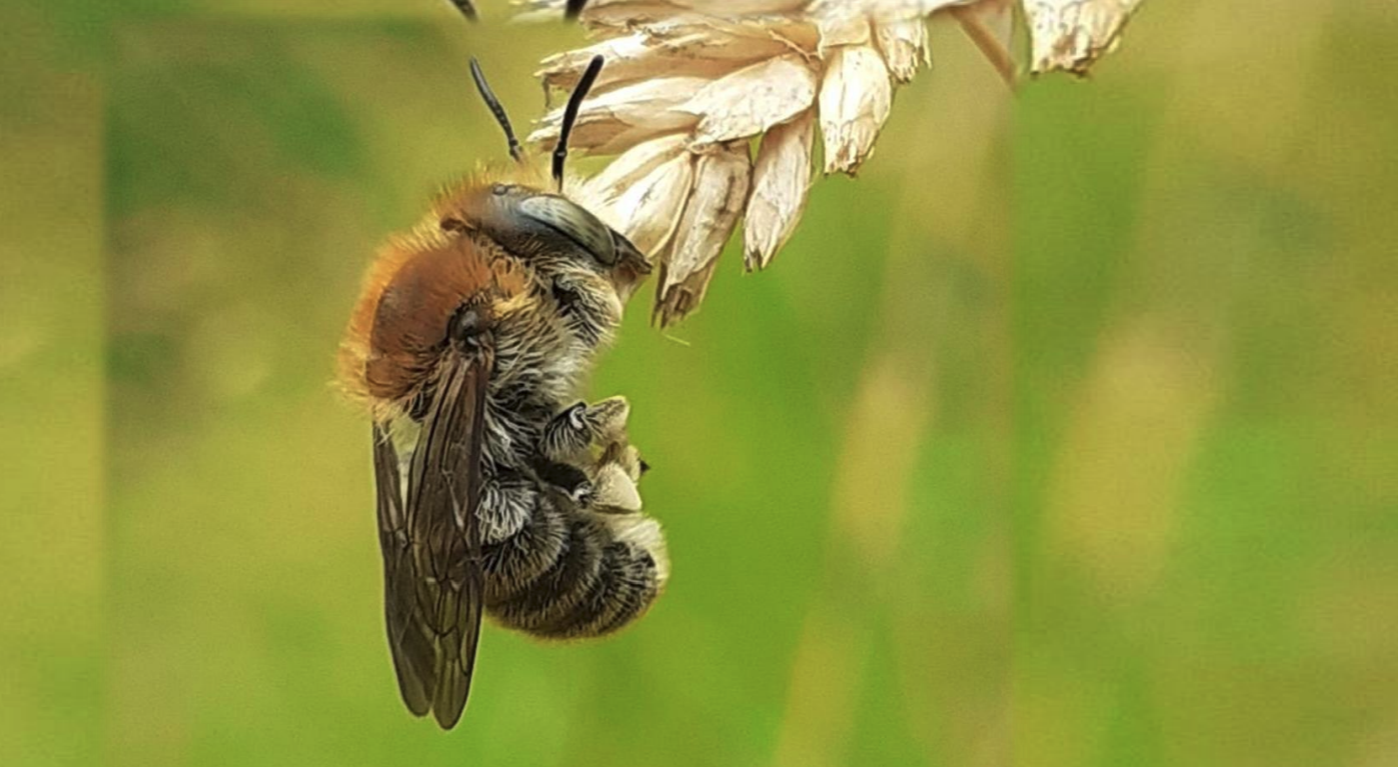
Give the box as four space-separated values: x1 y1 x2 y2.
565 0 588 20
448 0 477 22
553 54 603 191
469 58 523 162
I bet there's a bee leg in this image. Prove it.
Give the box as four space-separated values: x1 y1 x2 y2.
536 398 639 511
598 442 645 483
551 274 614 347
530 456 593 506
582 396 630 444
533 403 599 503
480 483 569 606
539 402 592 462
478 471 542 546
581 440 647 513
539 396 630 462
589 462 642 513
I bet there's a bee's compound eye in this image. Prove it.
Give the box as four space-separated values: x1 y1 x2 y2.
491 184 508 196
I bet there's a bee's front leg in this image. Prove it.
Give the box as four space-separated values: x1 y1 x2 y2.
538 396 630 463
537 396 648 513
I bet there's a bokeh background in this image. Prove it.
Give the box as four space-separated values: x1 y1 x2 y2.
2 1 1395 766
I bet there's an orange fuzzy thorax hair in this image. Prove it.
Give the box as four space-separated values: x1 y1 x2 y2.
337 161 601 421
338 175 533 421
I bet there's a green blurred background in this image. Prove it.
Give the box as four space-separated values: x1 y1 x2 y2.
2 1 1395 765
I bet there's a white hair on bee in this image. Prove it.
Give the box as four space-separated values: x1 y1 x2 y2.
605 514 670 585
591 464 644 513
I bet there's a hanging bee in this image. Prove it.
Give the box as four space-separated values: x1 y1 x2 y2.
338 55 667 730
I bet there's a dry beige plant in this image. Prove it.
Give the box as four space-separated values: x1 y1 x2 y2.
522 0 1145 325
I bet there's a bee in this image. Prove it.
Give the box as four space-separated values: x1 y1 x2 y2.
338 55 668 729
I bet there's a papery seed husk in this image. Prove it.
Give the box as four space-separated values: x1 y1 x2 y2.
818 43 892 174
532 76 707 134
537 34 658 91
583 134 690 204
582 0 810 18
654 256 721 328
596 147 695 258
538 27 795 93
875 17 931 82
567 2 817 41
744 109 815 270
531 120 686 159
817 15 871 55
523 0 1055 321
654 142 751 323
529 1 684 28
544 1 818 54
530 77 706 153
1025 0 1144 74
530 0 986 26
808 0 976 23
592 464 643 512
686 55 818 147
661 143 751 288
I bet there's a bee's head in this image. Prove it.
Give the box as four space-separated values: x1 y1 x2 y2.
443 55 649 296
443 181 650 285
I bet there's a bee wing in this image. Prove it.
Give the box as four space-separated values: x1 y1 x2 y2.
373 347 491 730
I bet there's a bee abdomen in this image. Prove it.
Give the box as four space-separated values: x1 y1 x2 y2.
487 510 604 632
481 496 666 640
531 537 661 640
480 485 566 602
